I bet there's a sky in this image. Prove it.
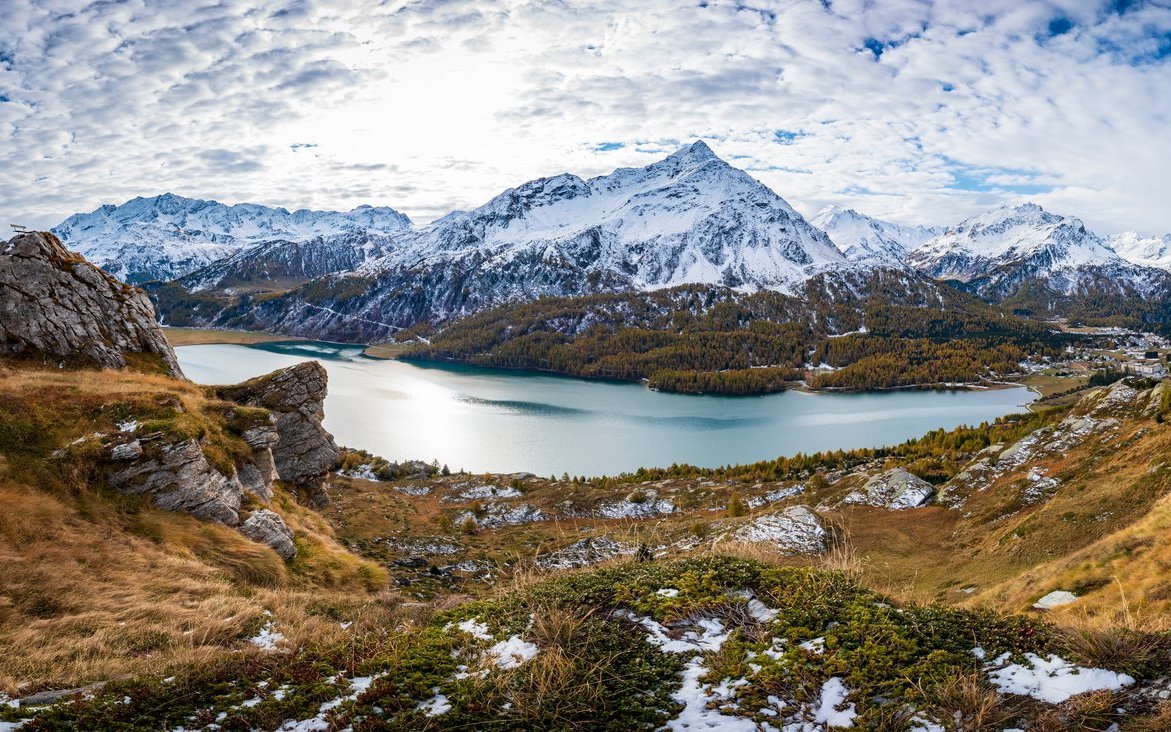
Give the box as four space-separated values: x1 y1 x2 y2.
2 0 1170 235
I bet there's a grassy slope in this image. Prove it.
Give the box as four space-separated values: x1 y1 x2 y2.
4 359 1171 728
0 361 388 694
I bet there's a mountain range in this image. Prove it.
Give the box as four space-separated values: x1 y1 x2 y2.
53 193 411 283
50 142 1171 339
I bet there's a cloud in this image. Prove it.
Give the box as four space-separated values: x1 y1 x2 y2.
1 0 1170 237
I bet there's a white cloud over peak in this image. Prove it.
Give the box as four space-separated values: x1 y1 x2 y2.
1 0 1170 235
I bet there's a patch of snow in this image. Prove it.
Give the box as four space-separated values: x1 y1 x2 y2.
664 658 758 731
249 621 285 651
799 637 826 655
812 677 857 727
657 588 680 598
417 690 452 716
732 590 779 622
1033 590 1079 610
986 652 1134 704
455 618 492 641
278 674 381 731
489 636 539 669
617 612 730 654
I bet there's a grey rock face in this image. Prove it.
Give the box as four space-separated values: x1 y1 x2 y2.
109 440 143 461
842 468 935 510
0 232 182 376
238 421 280 501
220 361 340 507
238 509 297 559
731 505 828 554
108 439 242 524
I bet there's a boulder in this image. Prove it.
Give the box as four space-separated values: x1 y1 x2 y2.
108 439 242 524
238 509 297 559
731 505 828 554
0 232 182 376
1033 590 1079 610
842 468 934 510
219 362 339 507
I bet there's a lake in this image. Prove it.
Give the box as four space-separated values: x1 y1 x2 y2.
176 341 1035 476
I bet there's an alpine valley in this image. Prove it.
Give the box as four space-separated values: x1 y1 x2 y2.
8 142 1171 732
53 141 1171 394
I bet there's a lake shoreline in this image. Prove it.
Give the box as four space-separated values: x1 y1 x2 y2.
176 341 1036 476
164 327 1040 398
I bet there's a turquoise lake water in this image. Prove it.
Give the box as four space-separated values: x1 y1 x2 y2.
176 341 1034 476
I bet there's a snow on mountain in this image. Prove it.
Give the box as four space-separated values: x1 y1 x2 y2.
377 140 848 293
169 142 872 339
1108 231 1171 271
810 205 941 267
52 193 412 283
908 203 1164 297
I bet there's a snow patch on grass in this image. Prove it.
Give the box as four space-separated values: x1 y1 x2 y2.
488 635 539 669
986 652 1134 704
249 621 284 651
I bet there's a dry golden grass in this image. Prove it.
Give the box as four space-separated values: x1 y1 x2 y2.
0 363 392 694
0 478 391 695
913 672 1021 731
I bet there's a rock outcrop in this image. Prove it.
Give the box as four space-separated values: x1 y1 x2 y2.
99 361 341 558
841 468 935 510
108 439 243 524
731 506 828 554
238 509 297 559
219 361 340 507
0 231 182 376
237 421 280 502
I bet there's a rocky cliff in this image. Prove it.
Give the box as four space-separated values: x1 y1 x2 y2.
218 361 340 508
0 231 183 376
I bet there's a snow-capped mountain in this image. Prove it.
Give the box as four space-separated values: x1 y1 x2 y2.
385 140 847 294
1109 231 1171 271
52 193 412 283
810 205 941 267
908 203 1166 298
160 142 873 339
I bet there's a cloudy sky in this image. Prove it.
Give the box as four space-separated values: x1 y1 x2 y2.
2 0 1170 234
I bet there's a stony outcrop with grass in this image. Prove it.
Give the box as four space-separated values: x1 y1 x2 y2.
93 361 344 556
0 231 182 376
841 467 935 509
218 361 339 507
107 438 249 524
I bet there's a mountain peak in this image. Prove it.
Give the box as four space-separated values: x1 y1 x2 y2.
668 139 718 163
